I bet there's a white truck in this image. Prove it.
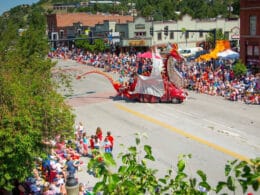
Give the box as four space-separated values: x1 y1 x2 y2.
178 47 204 58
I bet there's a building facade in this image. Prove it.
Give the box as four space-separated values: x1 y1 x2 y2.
114 15 239 51
46 13 133 48
46 13 239 53
240 0 260 73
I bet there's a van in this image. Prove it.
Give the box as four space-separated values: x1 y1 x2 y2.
178 47 203 58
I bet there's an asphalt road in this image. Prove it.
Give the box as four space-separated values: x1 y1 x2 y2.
54 59 260 193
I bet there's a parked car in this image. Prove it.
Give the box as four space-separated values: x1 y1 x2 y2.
187 50 208 61
178 47 204 58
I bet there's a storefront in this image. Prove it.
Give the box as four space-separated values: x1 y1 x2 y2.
120 38 152 53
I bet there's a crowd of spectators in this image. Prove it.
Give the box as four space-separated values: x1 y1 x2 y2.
48 46 260 105
13 122 114 195
177 62 260 104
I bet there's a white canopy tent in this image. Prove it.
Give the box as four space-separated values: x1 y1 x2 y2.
217 49 239 60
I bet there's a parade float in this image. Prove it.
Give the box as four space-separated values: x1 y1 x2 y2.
77 46 187 103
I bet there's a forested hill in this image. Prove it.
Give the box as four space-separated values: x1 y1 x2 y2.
0 0 240 34
37 0 239 21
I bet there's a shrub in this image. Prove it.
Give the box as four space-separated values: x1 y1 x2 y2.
233 60 247 78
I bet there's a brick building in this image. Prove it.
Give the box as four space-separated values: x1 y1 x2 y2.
46 13 133 48
240 0 260 73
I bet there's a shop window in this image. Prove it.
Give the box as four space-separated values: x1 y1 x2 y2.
170 32 174 39
60 30 64 39
77 29 81 36
247 45 253 56
120 32 125 38
254 46 259 56
185 31 189 39
135 32 146 37
158 32 162 40
224 31 229 40
249 16 256 36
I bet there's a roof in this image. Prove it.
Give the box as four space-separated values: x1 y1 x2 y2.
55 13 134 27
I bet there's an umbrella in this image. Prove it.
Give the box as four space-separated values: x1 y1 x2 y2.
138 51 161 59
217 49 239 60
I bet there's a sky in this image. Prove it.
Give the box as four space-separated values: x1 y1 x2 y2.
0 0 39 15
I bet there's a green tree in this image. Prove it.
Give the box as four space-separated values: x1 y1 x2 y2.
94 39 107 52
206 28 226 49
233 60 247 78
34 0 240 20
0 6 75 191
74 34 89 48
75 36 107 52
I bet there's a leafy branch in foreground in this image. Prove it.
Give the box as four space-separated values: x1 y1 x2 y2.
87 133 259 195
216 158 259 194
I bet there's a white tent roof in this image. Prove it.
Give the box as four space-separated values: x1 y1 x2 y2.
217 49 239 59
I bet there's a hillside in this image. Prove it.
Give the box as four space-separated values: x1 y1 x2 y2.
0 0 240 43
37 0 240 20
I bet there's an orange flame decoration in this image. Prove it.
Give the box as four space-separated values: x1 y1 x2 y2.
196 40 231 62
76 70 122 92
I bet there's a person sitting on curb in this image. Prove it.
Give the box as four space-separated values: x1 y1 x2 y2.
65 155 79 177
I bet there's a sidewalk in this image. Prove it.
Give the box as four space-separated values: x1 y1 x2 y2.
76 155 100 191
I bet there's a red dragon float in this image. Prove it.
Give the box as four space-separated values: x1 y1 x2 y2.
77 45 187 103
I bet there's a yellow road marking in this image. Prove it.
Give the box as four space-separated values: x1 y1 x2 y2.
115 103 251 163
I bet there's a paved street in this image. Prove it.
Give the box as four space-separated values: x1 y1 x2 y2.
54 59 260 192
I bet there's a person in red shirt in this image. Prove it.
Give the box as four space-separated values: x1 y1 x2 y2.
96 127 103 141
106 131 114 151
89 135 95 150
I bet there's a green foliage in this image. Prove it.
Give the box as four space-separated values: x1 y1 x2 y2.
233 60 247 78
75 36 107 52
94 39 107 52
88 134 259 195
205 28 226 48
74 35 92 50
35 0 240 21
88 134 210 194
88 133 159 194
216 158 260 194
0 4 75 190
